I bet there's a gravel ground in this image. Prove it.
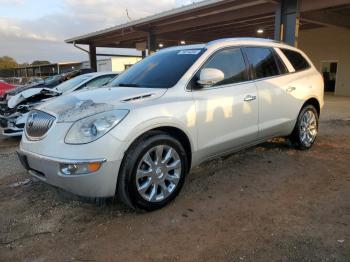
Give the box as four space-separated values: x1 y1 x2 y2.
0 95 349 261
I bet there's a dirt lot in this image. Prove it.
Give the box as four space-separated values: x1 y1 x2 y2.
0 95 349 261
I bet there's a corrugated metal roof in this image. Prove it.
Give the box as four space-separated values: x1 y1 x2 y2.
65 0 231 43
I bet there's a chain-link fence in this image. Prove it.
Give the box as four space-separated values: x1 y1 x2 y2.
0 77 47 86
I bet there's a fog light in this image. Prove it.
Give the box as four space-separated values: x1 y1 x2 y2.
60 162 102 175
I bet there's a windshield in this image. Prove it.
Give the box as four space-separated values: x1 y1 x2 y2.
44 75 60 85
109 48 205 88
55 74 92 93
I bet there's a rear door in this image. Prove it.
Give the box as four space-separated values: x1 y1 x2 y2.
243 46 294 139
277 48 315 117
191 47 259 159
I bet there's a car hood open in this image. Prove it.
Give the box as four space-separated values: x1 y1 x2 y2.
36 87 167 122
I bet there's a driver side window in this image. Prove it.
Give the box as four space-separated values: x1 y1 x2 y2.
194 47 248 89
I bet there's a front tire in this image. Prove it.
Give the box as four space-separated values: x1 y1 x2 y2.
117 131 188 211
290 104 319 150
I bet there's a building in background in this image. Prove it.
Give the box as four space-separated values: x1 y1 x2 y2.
0 62 81 78
80 55 141 72
66 0 350 96
0 55 141 79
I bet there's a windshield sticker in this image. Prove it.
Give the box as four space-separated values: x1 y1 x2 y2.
178 50 201 55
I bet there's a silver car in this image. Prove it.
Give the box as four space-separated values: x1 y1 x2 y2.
18 38 324 211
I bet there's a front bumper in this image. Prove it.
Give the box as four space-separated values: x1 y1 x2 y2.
18 118 129 198
17 148 122 198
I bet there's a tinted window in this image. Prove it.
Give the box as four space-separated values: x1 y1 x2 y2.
109 49 205 88
198 48 248 87
281 48 310 71
244 47 280 79
274 51 288 74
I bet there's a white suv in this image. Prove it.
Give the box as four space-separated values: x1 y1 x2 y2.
18 38 324 211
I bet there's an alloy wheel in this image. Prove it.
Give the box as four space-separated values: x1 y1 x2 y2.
136 145 182 202
299 109 318 146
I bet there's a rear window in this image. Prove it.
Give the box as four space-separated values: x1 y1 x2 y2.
280 48 310 71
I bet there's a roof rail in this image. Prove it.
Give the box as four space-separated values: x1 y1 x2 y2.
206 37 287 46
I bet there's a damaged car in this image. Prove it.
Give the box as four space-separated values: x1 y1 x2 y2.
0 72 117 136
1 68 95 100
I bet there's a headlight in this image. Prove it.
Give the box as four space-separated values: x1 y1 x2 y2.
65 109 129 144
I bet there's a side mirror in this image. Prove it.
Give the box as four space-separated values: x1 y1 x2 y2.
197 68 224 87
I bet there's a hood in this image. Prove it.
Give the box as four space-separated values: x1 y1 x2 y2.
5 79 61 97
7 87 60 109
36 87 167 122
5 82 43 96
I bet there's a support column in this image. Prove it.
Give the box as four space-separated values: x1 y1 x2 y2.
274 0 300 47
89 44 97 72
147 31 157 55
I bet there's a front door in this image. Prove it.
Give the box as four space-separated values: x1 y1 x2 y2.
191 47 259 160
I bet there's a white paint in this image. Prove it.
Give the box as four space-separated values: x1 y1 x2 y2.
19 38 324 200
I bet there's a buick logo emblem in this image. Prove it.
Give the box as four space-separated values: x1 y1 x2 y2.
27 113 37 127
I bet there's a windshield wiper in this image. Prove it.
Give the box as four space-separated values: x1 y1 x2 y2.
116 83 140 87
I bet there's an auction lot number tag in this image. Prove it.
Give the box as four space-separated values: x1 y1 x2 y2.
178 50 201 55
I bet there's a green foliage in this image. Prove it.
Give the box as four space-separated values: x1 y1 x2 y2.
31 60 51 66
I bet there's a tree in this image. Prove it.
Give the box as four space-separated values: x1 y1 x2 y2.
31 60 51 66
0 56 18 69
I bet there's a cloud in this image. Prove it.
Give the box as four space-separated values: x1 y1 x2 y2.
0 0 203 63
0 0 24 5
0 17 58 42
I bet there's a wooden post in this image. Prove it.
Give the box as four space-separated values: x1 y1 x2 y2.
89 44 97 71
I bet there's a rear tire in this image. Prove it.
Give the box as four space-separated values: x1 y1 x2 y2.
117 131 188 211
289 104 319 150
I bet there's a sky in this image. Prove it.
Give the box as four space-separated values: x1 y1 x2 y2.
0 0 202 63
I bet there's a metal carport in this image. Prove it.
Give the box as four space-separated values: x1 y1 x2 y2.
65 0 350 72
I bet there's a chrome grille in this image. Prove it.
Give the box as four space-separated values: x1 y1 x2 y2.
25 110 55 140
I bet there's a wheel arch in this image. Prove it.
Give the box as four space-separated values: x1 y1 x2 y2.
121 124 194 172
302 97 321 116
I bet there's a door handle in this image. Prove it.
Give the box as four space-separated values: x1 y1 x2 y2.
286 86 296 92
244 95 256 102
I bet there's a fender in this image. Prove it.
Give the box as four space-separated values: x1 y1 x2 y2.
111 116 197 155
